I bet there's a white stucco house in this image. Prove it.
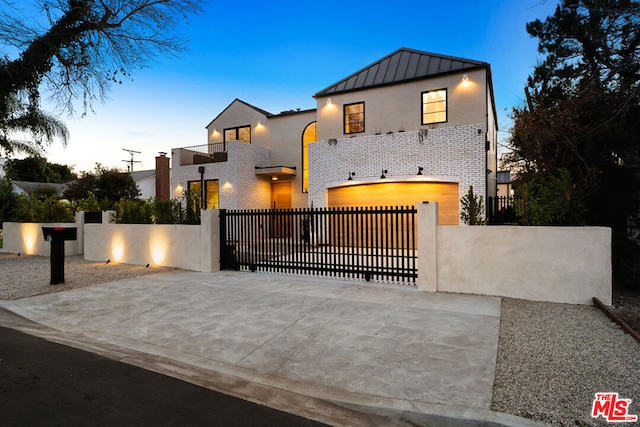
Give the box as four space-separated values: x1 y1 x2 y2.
171 48 498 224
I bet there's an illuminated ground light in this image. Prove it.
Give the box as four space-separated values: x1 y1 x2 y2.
111 234 125 262
149 231 169 265
22 224 39 254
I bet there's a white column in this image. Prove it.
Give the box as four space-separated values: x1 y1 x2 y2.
416 201 439 292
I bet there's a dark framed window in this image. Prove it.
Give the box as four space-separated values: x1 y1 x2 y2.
224 125 251 143
422 89 447 124
188 179 219 209
301 121 317 193
344 102 364 134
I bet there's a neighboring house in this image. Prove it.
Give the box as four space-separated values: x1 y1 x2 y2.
10 181 68 197
129 153 172 200
130 169 157 199
171 48 498 224
496 170 513 197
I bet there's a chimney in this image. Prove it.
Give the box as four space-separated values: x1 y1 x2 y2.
155 152 170 200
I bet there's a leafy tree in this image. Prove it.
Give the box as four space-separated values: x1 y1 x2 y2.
0 0 202 114
516 169 586 225
12 192 74 223
0 177 18 225
0 92 69 156
63 172 96 200
94 166 140 203
3 156 75 183
64 164 139 207
507 0 640 230
0 0 201 155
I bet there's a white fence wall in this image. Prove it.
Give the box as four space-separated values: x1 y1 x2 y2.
2 206 611 305
83 210 220 272
417 202 612 305
1 222 82 256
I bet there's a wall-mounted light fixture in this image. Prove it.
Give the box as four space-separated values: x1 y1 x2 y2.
417 166 424 176
347 171 355 181
380 169 388 179
327 98 333 105
271 176 278 181
256 121 263 128
462 73 470 82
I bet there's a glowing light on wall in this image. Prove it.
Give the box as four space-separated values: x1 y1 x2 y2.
149 230 169 265
22 224 39 254
458 73 474 89
111 233 125 262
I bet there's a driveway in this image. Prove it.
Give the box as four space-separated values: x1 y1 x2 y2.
0 270 541 426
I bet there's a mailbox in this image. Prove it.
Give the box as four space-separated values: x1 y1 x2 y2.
42 227 77 285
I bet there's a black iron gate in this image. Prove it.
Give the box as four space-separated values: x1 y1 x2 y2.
219 206 417 284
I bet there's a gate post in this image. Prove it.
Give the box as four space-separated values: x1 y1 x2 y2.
417 201 438 292
200 209 220 272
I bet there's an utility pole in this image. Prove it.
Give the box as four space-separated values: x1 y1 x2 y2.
122 148 142 172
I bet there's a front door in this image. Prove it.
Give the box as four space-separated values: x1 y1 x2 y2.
271 181 292 237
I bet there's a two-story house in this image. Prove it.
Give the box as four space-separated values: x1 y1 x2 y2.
170 48 498 224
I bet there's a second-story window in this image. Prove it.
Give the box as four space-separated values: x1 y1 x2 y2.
344 102 364 134
422 89 447 124
224 125 251 143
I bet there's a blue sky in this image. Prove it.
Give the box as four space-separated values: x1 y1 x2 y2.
37 0 560 173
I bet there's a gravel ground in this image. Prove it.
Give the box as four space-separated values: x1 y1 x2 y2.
0 253 175 300
1 253 639 426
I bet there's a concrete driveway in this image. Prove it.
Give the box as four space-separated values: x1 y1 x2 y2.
0 270 543 426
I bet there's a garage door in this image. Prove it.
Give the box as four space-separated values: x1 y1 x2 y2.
327 181 459 225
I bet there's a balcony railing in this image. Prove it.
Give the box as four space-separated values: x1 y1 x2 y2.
177 142 227 166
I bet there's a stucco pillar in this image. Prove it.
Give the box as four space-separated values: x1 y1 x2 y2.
200 209 220 272
417 201 439 292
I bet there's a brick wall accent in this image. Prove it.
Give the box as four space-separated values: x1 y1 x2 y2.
308 124 486 208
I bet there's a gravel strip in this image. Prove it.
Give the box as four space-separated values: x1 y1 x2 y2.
0 254 176 301
1 254 638 425
493 298 640 426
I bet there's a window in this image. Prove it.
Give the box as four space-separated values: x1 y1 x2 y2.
301 122 317 193
422 89 447 124
344 102 364 134
187 179 219 209
224 125 251 143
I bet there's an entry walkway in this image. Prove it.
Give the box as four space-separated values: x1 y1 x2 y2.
0 271 543 426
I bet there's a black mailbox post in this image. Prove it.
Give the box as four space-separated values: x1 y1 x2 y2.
42 227 77 285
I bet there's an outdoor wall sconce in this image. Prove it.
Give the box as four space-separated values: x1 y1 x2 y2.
380 169 388 179
327 98 333 105
462 73 469 81
417 166 424 176
348 172 355 180
256 121 263 128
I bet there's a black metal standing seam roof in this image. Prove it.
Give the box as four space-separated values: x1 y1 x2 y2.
314 48 489 97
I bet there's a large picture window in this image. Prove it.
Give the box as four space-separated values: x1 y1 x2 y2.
224 125 251 143
301 121 317 193
344 102 364 134
188 179 219 209
422 89 447 124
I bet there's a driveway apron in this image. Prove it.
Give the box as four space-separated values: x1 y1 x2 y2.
1 270 503 422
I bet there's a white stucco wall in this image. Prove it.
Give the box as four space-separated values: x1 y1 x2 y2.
1 222 82 256
83 210 220 272
308 125 486 208
415 203 612 305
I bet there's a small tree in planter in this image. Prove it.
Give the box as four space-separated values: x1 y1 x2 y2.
460 186 486 225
